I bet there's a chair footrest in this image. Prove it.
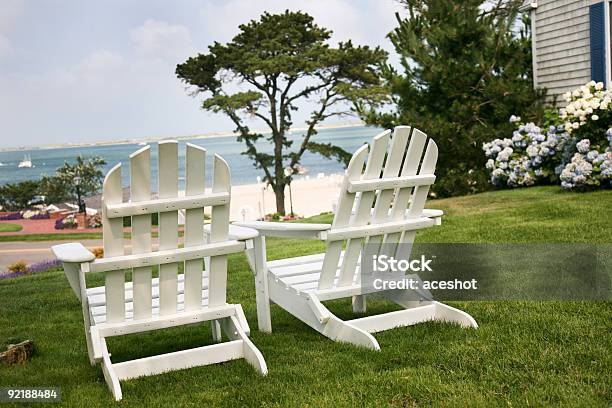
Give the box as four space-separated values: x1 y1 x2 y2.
347 304 436 333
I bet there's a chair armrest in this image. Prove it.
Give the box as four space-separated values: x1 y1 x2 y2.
51 243 96 263
232 221 331 240
204 224 259 241
422 209 443 218
422 209 443 225
51 243 95 301
358 208 444 225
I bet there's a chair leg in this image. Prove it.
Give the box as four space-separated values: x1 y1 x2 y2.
433 301 478 328
352 295 367 313
220 316 268 375
211 320 222 342
84 326 95 366
380 289 478 329
99 338 122 401
323 316 380 350
252 236 272 332
269 279 380 350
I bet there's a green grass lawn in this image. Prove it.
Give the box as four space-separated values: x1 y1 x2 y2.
0 186 610 407
0 232 103 242
0 223 22 233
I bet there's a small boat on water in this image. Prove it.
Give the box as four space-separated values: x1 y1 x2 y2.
18 154 33 168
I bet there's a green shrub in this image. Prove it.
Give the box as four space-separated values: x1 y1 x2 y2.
7 261 28 273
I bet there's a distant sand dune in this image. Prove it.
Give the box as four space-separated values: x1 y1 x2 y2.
0 121 365 152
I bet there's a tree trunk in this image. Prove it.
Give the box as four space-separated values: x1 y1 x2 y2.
274 185 286 215
272 127 286 216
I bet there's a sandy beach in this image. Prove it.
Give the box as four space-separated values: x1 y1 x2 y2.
229 173 344 221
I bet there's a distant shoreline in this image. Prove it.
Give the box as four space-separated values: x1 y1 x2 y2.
0 121 366 153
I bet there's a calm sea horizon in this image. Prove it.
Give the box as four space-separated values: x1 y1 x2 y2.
0 125 382 188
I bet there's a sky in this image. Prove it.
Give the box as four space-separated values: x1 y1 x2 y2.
0 0 404 148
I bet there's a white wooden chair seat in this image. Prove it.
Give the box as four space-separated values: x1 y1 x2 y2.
268 253 359 293
53 142 267 401
235 126 478 351
87 273 211 324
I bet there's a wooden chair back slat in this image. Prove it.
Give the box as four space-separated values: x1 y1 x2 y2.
379 129 427 258
368 126 411 251
157 141 179 315
102 164 126 323
337 130 390 286
318 144 369 290
183 143 206 311
130 146 153 320
395 139 438 254
208 154 231 307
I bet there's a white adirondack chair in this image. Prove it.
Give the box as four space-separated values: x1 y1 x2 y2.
235 126 478 350
52 141 267 401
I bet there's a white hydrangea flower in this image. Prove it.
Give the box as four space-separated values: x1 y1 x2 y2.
576 139 590 154
526 144 538 157
574 175 586 184
586 150 600 163
560 82 612 133
498 147 513 161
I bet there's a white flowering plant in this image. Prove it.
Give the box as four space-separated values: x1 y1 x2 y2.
560 81 611 134
483 81 612 191
558 81 612 190
20 209 50 220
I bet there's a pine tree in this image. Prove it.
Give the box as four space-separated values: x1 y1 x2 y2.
359 0 545 196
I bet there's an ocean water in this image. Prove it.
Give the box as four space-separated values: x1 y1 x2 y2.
0 126 381 189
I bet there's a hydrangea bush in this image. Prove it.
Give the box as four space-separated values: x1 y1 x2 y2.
557 82 612 189
482 122 570 187
483 81 612 191
560 81 610 133
559 133 612 189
